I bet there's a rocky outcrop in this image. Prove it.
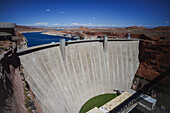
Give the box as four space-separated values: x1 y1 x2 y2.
0 44 27 113
15 33 28 49
137 35 170 80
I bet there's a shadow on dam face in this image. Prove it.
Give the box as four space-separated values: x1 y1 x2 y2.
18 40 140 113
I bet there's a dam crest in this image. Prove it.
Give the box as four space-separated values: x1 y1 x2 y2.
18 39 140 113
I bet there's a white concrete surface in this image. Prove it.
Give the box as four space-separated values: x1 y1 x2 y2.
101 91 132 111
87 107 103 113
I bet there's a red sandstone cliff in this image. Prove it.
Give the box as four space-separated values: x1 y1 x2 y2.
136 35 170 80
0 39 43 113
0 43 27 113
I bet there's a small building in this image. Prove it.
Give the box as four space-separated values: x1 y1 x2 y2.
0 22 16 41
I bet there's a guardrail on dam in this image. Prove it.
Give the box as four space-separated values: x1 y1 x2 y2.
18 39 140 113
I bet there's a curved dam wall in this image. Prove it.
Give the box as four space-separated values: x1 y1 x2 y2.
19 40 140 113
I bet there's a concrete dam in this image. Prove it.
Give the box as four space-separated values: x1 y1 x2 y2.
18 39 140 113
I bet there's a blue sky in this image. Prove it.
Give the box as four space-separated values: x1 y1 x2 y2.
0 0 170 27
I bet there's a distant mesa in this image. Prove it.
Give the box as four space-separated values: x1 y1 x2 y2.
153 26 170 30
15 25 47 33
79 26 90 30
126 26 147 30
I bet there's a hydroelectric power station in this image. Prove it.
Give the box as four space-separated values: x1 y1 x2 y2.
18 38 141 113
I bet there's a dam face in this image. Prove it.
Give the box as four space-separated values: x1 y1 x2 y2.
19 40 140 113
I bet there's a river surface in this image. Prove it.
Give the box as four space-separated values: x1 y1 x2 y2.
23 32 74 47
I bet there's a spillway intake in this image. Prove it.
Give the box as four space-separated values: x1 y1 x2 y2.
19 40 140 113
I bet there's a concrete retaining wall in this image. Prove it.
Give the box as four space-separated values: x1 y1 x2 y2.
19 40 139 113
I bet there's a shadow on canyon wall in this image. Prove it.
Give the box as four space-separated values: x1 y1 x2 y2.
0 48 27 113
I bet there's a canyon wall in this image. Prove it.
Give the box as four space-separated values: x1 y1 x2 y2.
19 40 140 113
0 46 27 113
